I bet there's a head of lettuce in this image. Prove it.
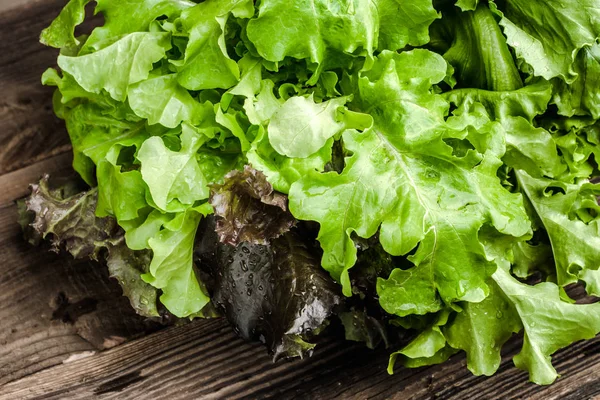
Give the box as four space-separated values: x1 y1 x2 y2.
20 0 600 385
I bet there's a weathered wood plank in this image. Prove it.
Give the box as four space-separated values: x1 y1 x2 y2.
0 0 34 13
0 0 155 381
0 152 73 207
0 317 598 400
0 1 599 399
0 200 164 385
0 0 99 175
0 154 164 385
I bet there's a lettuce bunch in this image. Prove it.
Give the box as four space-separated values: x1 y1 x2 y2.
24 0 600 384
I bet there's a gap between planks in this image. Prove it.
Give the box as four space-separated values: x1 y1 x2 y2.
0 150 73 207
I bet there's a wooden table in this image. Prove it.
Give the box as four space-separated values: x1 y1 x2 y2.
0 1 598 398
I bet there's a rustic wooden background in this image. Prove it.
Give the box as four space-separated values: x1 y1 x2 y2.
0 1 599 399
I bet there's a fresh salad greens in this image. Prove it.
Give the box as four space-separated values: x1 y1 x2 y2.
21 0 600 384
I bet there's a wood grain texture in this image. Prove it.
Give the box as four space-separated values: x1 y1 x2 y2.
0 1 599 399
0 0 34 12
0 0 101 175
0 0 164 389
0 317 598 400
0 154 163 386
0 152 73 207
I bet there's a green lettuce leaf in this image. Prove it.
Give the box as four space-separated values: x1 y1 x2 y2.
490 0 600 82
246 0 378 78
143 204 213 317
289 50 530 302
444 279 522 376
84 0 194 49
443 81 552 122
268 94 371 158
456 0 478 11
430 266 600 384
388 310 458 371
42 68 115 107
128 75 214 128
43 68 149 185
511 240 553 279
493 267 600 384
444 82 567 178
439 3 522 91
40 0 91 49
122 209 175 251
138 124 210 211
516 171 600 289
545 117 600 179
58 32 172 101
248 127 334 194
176 0 253 90
96 145 149 223
580 269 600 296
552 43 600 119
375 0 439 51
